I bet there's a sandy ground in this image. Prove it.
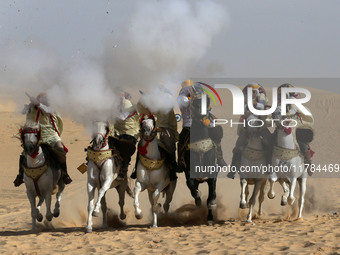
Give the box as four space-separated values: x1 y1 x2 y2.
0 88 339 255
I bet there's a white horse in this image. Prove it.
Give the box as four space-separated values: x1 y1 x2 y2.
239 114 268 222
86 121 130 233
268 106 307 219
133 115 177 228
20 123 65 232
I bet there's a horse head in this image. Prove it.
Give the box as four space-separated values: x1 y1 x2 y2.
139 114 156 141
272 106 294 134
91 121 110 150
190 95 211 120
20 123 41 156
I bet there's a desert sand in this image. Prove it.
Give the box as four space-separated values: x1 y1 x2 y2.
0 88 339 255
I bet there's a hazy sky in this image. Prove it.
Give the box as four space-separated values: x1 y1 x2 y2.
0 0 339 93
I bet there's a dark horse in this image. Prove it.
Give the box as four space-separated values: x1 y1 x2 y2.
182 96 219 225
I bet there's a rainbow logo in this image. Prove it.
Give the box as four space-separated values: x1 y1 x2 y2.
197 82 222 106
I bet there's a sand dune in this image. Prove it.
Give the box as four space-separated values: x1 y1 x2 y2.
0 89 339 254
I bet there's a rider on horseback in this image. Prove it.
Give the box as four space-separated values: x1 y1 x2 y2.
113 92 139 181
177 80 227 172
13 92 72 187
228 83 272 179
130 87 179 181
276 83 315 176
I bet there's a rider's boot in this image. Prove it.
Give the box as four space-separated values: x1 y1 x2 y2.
227 149 242 179
14 155 25 187
60 162 72 184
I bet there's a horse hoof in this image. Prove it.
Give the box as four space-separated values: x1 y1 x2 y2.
120 213 126 220
46 215 53 221
53 211 60 218
37 213 43 222
163 204 170 213
295 218 304 222
246 219 252 223
135 213 143 220
92 211 100 217
195 197 202 207
239 202 247 209
288 197 295 206
267 192 276 199
152 225 158 228
207 220 214 226
85 228 92 233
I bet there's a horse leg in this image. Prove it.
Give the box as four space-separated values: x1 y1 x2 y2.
27 192 37 232
134 181 145 219
36 197 44 222
86 181 96 233
267 161 277 199
149 188 161 228
297 177 307 219
240 178 248 209
54 180 65 218
245 184 250 207
44 192 53 222
193 181 202 207
115 183 127 220
207 179 217 226
267 176 276 199
246 180 261 222
93 177 112 216
288 178 297 205
101 193 108 229
258 179 266 217
279 179 289 206
163 180 177 213
185 172 201 206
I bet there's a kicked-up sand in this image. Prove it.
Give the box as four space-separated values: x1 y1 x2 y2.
0 88 339 255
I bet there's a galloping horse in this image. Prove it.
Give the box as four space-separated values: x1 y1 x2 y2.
239 113 267 222
268 106 307 219
182 96 218 225
133 114 177 228
86 121 130 233
20 123 65 232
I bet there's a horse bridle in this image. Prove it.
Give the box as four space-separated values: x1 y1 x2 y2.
140 121 158 142
139 114 158 142
91 124 110 150
20 127 42 157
